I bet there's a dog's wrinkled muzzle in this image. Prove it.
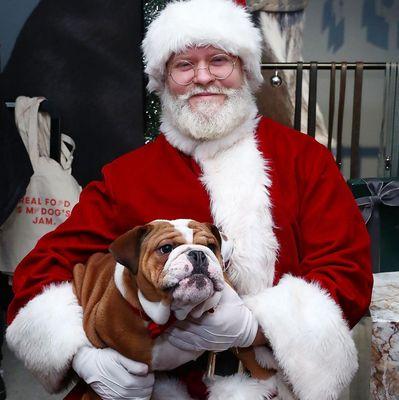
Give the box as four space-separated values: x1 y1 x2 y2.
161 245 224 318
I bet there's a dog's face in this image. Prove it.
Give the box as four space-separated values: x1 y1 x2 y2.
109 219 225 317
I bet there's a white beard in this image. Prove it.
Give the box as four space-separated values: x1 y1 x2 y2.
160 81 257 141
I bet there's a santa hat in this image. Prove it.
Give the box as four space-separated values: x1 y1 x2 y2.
142 0 263 94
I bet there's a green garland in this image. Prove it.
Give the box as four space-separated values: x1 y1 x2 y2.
143 0 168 142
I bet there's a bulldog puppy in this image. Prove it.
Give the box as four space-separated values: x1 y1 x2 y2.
72 219 226 378
73 219 275 400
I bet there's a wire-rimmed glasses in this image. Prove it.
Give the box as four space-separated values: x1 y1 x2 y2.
169 54 238 86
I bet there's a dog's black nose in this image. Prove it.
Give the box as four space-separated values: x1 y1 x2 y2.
188 250 207 265
188 250 208 274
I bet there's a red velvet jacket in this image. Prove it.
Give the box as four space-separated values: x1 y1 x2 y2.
8 117 372 326
6 117 372 400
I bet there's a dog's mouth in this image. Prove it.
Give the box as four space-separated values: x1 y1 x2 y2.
170 273 216 304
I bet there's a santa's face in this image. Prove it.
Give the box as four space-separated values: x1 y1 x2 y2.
162 45 256 141
166 46 244 111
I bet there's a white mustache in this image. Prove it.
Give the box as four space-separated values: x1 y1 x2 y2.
178 85 237 100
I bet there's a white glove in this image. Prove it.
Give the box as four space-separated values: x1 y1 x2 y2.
167 283 258 352
72 346 154 400
151 338 203 370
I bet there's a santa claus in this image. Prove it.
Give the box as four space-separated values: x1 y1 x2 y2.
6 0 372 399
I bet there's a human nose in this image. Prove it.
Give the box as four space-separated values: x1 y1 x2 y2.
193 63 215 85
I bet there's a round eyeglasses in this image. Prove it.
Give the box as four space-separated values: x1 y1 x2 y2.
169 54 238 86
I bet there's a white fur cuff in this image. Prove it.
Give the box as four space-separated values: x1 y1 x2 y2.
244 275 358 400
6 282 90 393
152 375 194 400
207 373 277 400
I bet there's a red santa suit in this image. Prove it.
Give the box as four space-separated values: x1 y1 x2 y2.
6 113 372 400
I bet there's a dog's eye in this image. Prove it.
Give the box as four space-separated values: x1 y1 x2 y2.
159 244 173 254
207 243 217 254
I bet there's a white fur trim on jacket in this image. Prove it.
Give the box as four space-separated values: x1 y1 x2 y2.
244 275 358 400
162 108 278 295
207 373 277 400
142 0 263 93
152 375 194 400
6 282 89 393
195 114 278 296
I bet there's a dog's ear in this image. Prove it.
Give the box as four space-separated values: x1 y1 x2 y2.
207 224 234 267
109 225 152 274
207 223 222 250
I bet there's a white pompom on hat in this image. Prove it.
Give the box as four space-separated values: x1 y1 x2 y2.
142 0 263 94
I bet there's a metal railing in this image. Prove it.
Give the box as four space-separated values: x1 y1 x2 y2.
260 62 398 178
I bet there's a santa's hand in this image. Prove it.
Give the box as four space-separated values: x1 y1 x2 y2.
151 338 203 370
72 346 154 400
167 284 258 352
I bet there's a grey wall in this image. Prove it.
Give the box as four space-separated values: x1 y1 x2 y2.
0 0 40 70
1 0 398 177
302 0 399 177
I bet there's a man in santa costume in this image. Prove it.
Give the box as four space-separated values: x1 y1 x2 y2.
6 0 372 399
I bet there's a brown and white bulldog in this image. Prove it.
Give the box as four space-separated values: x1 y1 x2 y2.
73 219 228 398
72 218 275 400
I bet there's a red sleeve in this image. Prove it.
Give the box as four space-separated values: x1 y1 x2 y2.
296 143 373 328
7 166 121 324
